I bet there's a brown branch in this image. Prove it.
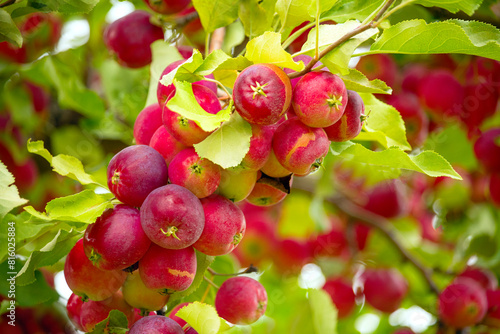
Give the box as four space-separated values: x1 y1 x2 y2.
0 0 16 8
209 27 225 53
288 0 396 79
292 177 440 295
330 196 440 295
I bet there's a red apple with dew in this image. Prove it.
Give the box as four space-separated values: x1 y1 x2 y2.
83 205 151 271
273 118 330 175
193 194 246 256
168 148 221 198
140 184 205 249
293 71 348 128
107 145 168 207
139 244 197 293
64 239 126 301
233 63 292 125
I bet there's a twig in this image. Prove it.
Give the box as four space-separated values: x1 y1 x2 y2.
287 0 396 79
203 276 220 289
0 0 15 8
207 265 258 276
209 27 225 53
293 177 440 295
330 196 440 295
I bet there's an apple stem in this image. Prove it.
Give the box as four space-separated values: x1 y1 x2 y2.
203 275 220 289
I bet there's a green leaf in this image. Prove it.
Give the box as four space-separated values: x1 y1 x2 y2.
193 0 239 34
406 0 482 16
338 69 392 94
301 22 378 74
365 19 500 61
307 0 339 17
16 230 80 286
332 156 402 186
0 161 28 218
195 50 232 75
275 0 314 31
194 113 252 169
239 0 277 39
322 0 385 23
308 289 338 334
0 260 59 307
24 189 113 224
176 302 229 334
208 55 254 88
27 140 106 188
23 54 105 119
0 9 22 48
89 309 129 334
160 50 205 87
145 41 184 108
356 93 410 150
222 20 246 55
245 32 304 71
330 142 462 179
27 0 100 13
424 124 478 170
166 80 231 132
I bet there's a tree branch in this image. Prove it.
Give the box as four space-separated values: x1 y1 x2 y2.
329 196 440 295
0 0 16 8
292 177 440 295
209 27 225 53
287 0 396 79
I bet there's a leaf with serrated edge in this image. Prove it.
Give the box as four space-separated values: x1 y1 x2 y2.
275 0 314 31
330 142 462 179
160 49 205 87
166 80 231 132
193 0 239 34
239 0 277 39
0 161 28 218
176 302 227 334
27 140 106 187
194 113 252 169
24 189 113 224
309 289 338 334
407 0 481 16
322 0 385 23
358 93 410 150
28 139 106 187
338 69 392 94
307 0 339 17
365 19 500 61
246 32 304 71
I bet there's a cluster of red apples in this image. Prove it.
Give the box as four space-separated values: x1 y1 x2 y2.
358 53 500 209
